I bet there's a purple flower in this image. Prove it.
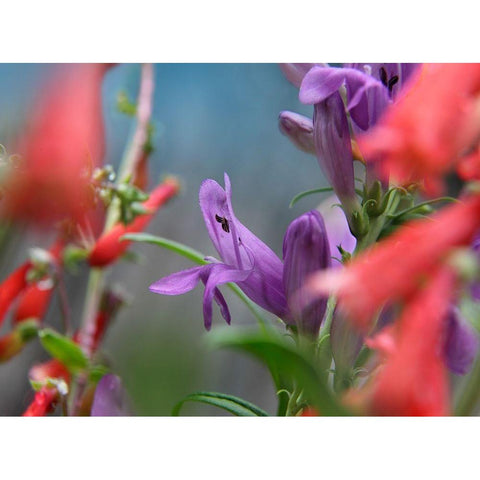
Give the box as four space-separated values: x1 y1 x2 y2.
150 174 288 330
150 175 332 335
91 374 133 416
300 65 391 132
283 210 331 336
443 308 479 375
278 111 315 154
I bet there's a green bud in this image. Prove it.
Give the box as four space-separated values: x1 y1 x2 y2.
350 210 369 238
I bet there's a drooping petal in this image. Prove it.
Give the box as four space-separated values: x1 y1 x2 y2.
443 308 479 375
283 210 331 336
201 263 252 330
91 374 133 416
278 111 315 154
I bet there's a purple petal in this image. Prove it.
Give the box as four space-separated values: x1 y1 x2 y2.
443 308 479 375
91 374 133 416
278 111 315 154
299 66 346 104
201 263 251 330
149 265 208 295
283 210 331 336
317 195 356 265
279 63 316 88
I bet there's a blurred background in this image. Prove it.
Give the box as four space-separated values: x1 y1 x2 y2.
0 64 329 415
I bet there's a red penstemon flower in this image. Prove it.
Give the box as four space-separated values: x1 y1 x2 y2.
23 387 59 417
305 194 480 331
366 268 454 416
2 64 110 227
358 63 480 196
0 262 31 326
88 177 180 268
13 240 65 324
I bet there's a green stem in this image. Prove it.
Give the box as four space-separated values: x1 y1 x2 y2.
455 355 480 415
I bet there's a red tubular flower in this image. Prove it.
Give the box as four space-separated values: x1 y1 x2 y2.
359 64 480 196
368 268 454 416
0 262 31 327
23 387 59 417
30 359 70 385
88 177 180 268
2 64 110 227
306 194 480 331
12 241 64 324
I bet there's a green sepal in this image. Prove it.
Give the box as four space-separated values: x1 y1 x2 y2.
38 328 89 374
172 391 269 416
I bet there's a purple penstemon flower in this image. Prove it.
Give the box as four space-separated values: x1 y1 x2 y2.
150 174 332 336
91 374 133 416
444 308 479 375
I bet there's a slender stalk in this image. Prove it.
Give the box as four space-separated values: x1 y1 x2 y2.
72 64 155 415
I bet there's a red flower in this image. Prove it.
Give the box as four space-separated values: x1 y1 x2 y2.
13 241 64 324
368 268 454 416
23 387 59 417
88 177 180 268
306 194 480 331
359 64 480 196
0 262 31 327
2 64 110 227
29 359 70 385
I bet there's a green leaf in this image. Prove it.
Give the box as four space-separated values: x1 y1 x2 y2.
289 187 335 208
122 233 207 265
209 328 350 416
38 329 88 373
172 391 269 416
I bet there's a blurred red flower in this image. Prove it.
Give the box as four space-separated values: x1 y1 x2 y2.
359 63 480 195
2 64 110 227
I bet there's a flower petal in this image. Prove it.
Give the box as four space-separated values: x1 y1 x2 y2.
149 265 208 295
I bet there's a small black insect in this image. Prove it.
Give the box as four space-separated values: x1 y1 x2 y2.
215 214 230 233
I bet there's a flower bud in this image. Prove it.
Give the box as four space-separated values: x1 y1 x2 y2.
89 177 180 268
278 111 315 154
312 92 360 217
283 210 331 337
443 308 479 375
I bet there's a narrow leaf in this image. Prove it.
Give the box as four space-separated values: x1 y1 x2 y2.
121 233 208 265
172 391 269 416
289 187 335 208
